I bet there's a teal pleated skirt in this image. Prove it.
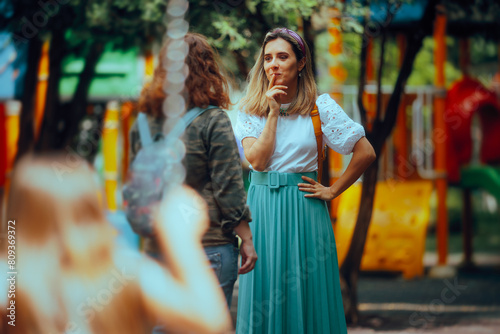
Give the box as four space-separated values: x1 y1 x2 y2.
236 171 347 334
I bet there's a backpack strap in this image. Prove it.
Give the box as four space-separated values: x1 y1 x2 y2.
182 105 219 128
137 112 153 146
311 104 326 182
166 105 219 143
137 106 218 147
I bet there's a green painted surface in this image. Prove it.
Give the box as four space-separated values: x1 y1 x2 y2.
461 166 500 201
59 46 141 100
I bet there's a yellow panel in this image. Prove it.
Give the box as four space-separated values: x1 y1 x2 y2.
335 181 433 279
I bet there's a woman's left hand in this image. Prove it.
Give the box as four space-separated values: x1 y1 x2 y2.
298 176 335 201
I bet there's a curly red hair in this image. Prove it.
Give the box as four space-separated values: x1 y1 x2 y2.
138 33 231 118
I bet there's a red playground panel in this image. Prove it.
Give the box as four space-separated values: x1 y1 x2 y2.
445 77 500 183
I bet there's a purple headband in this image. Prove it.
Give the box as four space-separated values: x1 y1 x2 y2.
272 28 305 56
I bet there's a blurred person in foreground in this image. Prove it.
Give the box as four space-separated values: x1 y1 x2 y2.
234 28 376 333
130 32 257 307
0 154 231 333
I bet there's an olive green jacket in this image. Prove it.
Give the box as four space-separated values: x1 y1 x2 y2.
129 107 251 251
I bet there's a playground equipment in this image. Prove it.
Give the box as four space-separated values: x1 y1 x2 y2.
331 6 446 277
333 83 438 278
335 181 433 279
334 77 500 276
445 77 500 183
333 3 500 277
445 77 500 266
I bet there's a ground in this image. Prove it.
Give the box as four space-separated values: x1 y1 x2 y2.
229 256 500 333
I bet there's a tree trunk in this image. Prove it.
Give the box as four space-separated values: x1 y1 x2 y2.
302 17 316 74
15 37 43 161
340 159 379 324
339 0 439 324
63 40 104 149
35 29 66 152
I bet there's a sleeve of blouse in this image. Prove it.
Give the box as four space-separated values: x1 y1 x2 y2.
317 93 366 155
234 111 264 145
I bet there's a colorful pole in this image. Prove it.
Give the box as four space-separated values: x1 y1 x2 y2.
5 101 21 177
103 101 119 211
363 38 376 131
121 101 134 183
3 101 21 218
459 37 473 266
144 47 154 84
0 103 7 223
395 34 408 180
433 6 448 266
0 104 7 189
328 6 347 223
34 41 49 139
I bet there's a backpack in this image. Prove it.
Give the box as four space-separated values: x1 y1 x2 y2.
122 106 218 237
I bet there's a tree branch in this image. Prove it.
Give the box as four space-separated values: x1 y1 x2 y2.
254 2 272 34
303 16 316 74
64 40 104 148
375 29 386 123
340 0 441 324
380 0 439 142
15 38 42 161
35 29 66 152
357 25 369 127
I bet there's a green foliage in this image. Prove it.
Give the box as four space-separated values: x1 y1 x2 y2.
6 0 167 53
211 17 248 50
190 0 359 81
187 0 332 75
340 32 362 85
7 0 500 88
316 32 465 90
263 0 317 21
407 37 462 86
81 0 166 48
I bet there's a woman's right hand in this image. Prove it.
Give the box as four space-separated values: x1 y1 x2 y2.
266 74 287 115
242 74 283 171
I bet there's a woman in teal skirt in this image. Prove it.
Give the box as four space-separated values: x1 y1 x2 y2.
234 28 376 333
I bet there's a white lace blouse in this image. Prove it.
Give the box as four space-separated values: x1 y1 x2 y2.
234 93 365 173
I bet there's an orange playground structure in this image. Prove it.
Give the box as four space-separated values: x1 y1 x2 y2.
330 8 500 278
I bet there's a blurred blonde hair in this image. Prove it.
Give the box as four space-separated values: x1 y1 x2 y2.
5 154 151 333
7 154 108 245
240 28 317 116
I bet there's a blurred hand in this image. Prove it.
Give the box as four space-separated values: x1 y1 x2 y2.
156 185 209 241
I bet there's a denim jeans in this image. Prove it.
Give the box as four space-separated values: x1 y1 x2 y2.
204 243 239 308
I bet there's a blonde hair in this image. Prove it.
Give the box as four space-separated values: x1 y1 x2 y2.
4 154 231 334
240 28 317 116
7 154 110 245
5 154 150 333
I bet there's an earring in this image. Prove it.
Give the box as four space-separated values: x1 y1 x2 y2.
299 71 302 78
